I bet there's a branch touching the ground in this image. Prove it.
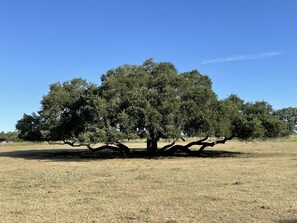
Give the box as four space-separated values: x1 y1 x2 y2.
195 136 233 156
184 136 209 148
114 142 131 154
159 140 177 152
161 136 208 154
195 135 233 155
159 137 186 152
86 144 123 153
161 135 233 156
48 140 131 154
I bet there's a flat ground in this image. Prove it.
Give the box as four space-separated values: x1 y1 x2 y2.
0 140 296 223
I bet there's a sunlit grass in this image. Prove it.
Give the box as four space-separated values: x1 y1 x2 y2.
0 140 296 222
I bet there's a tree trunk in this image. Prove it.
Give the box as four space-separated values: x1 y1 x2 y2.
147 138 158 156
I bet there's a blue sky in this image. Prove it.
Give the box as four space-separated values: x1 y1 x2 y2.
0 0 296 132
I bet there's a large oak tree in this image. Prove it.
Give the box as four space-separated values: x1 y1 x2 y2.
16 59 292 156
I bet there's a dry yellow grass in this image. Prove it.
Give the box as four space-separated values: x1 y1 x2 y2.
0 140 297 223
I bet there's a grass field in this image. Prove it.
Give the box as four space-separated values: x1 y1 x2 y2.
0 140 297 223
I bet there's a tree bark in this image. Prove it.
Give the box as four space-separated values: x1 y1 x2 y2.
160 136 233 156
195 135 233 155
48 140 131 155
147 138 158 156
115 142 131 154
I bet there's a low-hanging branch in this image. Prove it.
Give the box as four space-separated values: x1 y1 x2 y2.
47 136 233 156
48 140 131 154
160 135 233 156
159 136 208 153
159 137 186 152
48 140 86 147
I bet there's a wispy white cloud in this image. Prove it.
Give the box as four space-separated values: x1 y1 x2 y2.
201 52 282 64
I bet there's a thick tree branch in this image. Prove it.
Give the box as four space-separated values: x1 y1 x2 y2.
48 140 131 154
215 135 234 144
163 144 193 155
162 136 209 155
86 144 123 153
159 137 186 152
184 136 209 148
195 135 234 155
159 140 177 152
196 142 215 154
115 142 131 154
161 135 233 156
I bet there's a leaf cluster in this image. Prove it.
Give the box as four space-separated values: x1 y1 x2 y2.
16 60 295 147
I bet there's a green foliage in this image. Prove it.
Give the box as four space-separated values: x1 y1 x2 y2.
100 60 219 149
16 113 42 141
0 131 20 142
242 101 286 138
0 131 5 141
15 59 292 151
215 95 244 137
274 107 297 136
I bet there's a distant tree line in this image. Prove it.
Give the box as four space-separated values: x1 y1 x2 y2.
274 107 297 136
16 59 297 155
0 131 21 142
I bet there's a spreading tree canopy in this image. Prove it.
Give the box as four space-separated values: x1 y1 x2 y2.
16 59 294 156
274 107 297 136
